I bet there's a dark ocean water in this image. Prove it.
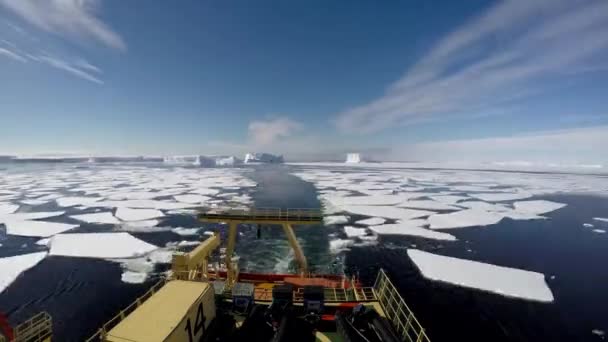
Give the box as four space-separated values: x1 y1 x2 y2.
1 164 607 341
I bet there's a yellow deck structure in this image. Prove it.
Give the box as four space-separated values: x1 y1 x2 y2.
104 281 215 342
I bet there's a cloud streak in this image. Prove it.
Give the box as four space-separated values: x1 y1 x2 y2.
0 46 26 62
335 0 608 133
0 0 125 50
248 117 302 146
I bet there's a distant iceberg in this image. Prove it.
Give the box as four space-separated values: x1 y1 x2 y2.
213 155 242 166
345 153 362 163
244 153 283 164
163 155 242 167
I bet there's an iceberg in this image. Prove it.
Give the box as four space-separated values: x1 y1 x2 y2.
244 153 283 164
163 155 215 166
70 212 120 225
428 209 504 229
115 207 165 221
512 200 566 215
214 156 242 166
49 232 157 259
407 249 554 302
345 153 362 163
355 217 386 226
0 252 47 293
370 222 457 241
4 220 79 237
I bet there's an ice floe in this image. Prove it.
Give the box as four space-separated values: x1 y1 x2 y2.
329 239 354 253
0 203 19 215
172 227 201 236
341 205 434 221
344 226 367 238
398 200 461 211
428 209 504 229
323 215 349 225
0 211 65 222
115 207 164 221
70 212 120 224
593 217 608 223
469 192 532 202
0 252 47 293
173 194 211 204
512 200 566 215
4 220 79 237
370 222 457 241
355 217 386 226
20 199 48 206
49 232 157 259
592 229 606 234
407 249 554 302
56 196 103 207
583 223 594 228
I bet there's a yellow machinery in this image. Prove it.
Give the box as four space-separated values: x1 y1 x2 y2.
172 232 220 281
197 207 323 283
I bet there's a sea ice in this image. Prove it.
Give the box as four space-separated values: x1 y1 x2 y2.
173 194 211 204
323 215 349 225
56 196 103 207
344 226 367 237
428 209 504 229
0 252 47 293
593 217 608 223
329 239 354 253
121 271 148 284
512 200 566 215
172 227 201 236
115 207 164 221
370 222 457 241
20 199 48 206
469 192 532 202
429 195 469 205
583 223 594 228
592 229 606 234
70 212 120 224
49 232 157 259
407 249 554 302
4 220 79 237
398 200 461 211
355 217 386 226
341 205 434 221
0 211 65 222
0 203 19 215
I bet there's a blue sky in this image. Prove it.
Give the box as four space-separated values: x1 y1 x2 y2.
0 0 607 162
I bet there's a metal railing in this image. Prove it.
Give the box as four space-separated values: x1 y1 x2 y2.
85 279 167 342
373 269 430 342
13 312 52 342
198 207 323 222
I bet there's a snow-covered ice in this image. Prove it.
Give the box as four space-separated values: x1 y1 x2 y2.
470 192 532 202
592 229 606 234
583 223 594 228
173 194 211 204
593 217 608 223
4 220 79 237
370 222 457 241
49 233 157 259
407 249 554 302
355 217 386 226
428 209 504 229
342 205 434 221
172 227 201 236
0 252 47 293
115 207 164 221
0 203 19 215
70 212 120 224
323 215 349 225
0 211 65 222
121 271 148 284
398 200 461 211
344 226 367 238
512 200 566 215
329 239 354 253
56 196 103 207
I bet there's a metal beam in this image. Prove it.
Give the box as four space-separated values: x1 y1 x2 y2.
282 223 308 275
225 221 239 285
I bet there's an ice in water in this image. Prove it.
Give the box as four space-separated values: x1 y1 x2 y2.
70 212 120 224
4 220 79 237
49 232 157 259
370 222 457 241
115 207 164 221
0 252 47 293
407 249 554 302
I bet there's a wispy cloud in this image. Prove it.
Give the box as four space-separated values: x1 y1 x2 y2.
0 45 26 62
335 0 608 133
34 54 103 84
0 0 125 50
248 117 302 146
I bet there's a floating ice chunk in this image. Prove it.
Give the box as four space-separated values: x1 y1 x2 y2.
98 199 197 210
583 223 594 228
324 194 420 207
121 271 148 284
0 203 19 215
355 217 386 226
398 200 461 211
56 196 103 207
407 249 554 302
178 240 200 247
115 207 164 221
50 232 157 259
329 239 354 253
36 238 51 246
173 194 211 204
324 215 349 225
592 329 605 337
147 249 173 263
0 211 65 223
592 229 606 234
341 205 434 221
512 200 566 215
20 199 48 206
370 221 457 241
458 201 509 212
172 227 200 236
344 226 367 238
0 252 47 293
189 188 220 196
428 209 504 229
122 220 160 228
593 217 608 223
470 192 532 202
429 195 469 205
4 220 79 237
70 212 120 224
